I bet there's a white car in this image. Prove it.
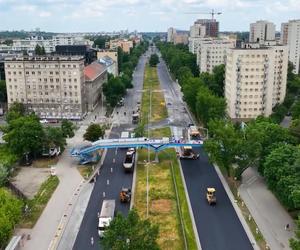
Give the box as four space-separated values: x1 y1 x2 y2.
40 119 48 124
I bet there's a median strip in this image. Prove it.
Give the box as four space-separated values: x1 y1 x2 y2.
134 63 197 249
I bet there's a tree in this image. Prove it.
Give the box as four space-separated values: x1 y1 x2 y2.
44 126 66 151
0 80 7 103
245 119 296 173
83 124 105 142
195 87 226 126
263 144 300 210
211 64 225 96
103 77 126 107
204 119 243 176
3 114 45 157
270 104 288 123
61 119 75 138
290 215 300 249
292 100 300 119
93 36 110 49
133 123 145 137
0 188 22 248
102 209 159 250
35 44 46 55
149 54 159 67
182 77 204 114
177 66 193 85
5 102 25 123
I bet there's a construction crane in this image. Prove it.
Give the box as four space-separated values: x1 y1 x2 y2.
185 9 222 21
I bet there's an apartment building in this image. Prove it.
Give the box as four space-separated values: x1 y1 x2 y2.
84 62 107 112
197 38 236 73
167 27 176 43
109 39 133 53
5 55 87 120
281 20 300 74
0 35 93 53
173 33 189 45
189 23 206 54
194 19 219 37
225 44 288 120
250 20 276 44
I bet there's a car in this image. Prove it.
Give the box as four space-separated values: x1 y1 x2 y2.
167 102 172 106
40 119 48 124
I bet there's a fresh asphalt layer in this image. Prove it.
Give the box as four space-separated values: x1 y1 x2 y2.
73 126 133 250
181 148 254 250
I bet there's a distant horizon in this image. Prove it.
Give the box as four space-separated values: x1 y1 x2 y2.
0 0 299 33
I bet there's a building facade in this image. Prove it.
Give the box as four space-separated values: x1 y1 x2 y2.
5 56 87 120
197 38 236 73
281 20 300 74
167 27 176 43
250 20 275 44
0 35 93 54
225 45 288 120
194 19 219 37
84 62 107 112
109 39 133 53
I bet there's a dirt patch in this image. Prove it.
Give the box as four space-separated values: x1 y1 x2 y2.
151 199 172 213
10 167 50 199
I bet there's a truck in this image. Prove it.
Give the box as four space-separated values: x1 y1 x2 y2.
188 125 201 142
179 146 199 160
123 148 135 172
98 200 116 237
132 113 139 124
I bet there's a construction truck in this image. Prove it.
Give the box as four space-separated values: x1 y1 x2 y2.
179 146 199 160
119 187 132 203
132 113 139 124
98 200 115 237
206 187 216 205
188 125 201 142
123 148 135 172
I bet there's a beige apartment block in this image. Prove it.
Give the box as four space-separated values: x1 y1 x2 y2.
109 39 133 53
5 55 86 120
250 20 276 44
225 45 288 120
197 38 236 73
281 20 300 74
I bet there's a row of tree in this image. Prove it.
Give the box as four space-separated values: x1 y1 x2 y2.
157 42 300 248
103 41 149 107
157 42 226 126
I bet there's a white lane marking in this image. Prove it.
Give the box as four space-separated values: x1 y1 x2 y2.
107 179 110 185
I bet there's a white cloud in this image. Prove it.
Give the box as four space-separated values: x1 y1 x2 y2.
39 11 52 17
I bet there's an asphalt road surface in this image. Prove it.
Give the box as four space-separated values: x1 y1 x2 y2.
181 149 254 250
157 50 253 250
73 53 148 250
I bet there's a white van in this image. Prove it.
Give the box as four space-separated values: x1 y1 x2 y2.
98 200 116 237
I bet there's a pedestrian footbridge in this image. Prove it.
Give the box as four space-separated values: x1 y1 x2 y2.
71 137 203 164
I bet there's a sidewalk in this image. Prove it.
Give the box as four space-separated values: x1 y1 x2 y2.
17 105 108 250
239 167 295 250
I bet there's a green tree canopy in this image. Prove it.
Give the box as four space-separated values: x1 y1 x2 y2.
102 209 159 250
3 114 45 156
149 54 159 67
83 124 105 142
44 126 66 151
61 119 75 138
0 188 22 248
5 102 26 123
204 119 243 176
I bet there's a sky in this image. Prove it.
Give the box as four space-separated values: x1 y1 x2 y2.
0 0 299 32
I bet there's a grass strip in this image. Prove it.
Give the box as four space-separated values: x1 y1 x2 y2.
19 175 59 228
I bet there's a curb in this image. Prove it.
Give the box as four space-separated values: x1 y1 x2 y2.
213 164 259 250
177 157 202 250
130 151 138 209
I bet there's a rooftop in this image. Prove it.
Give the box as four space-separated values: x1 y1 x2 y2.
5 55 85 61
84 62 107 81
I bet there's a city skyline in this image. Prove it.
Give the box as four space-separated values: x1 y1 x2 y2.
0 0 299 32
